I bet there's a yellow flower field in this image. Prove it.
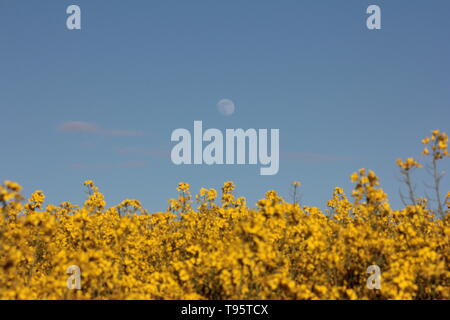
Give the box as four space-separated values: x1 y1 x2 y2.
0 131 449 300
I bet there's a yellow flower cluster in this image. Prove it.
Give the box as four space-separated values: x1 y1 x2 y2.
0 133 449 300
396 158 422 171
422 130 449 159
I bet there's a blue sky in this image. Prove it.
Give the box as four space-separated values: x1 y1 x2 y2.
1 0 449 212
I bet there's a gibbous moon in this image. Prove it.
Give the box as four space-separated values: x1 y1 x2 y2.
217 99 235 116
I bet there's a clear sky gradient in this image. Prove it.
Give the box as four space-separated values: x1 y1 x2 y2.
1 0 449 212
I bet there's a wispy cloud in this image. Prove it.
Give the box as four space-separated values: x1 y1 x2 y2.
114 149 357 162
59 121 98 133
69 160 149 170
114 148 359 162
281 152 361 162
115 147 170 157
58 121 144 137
